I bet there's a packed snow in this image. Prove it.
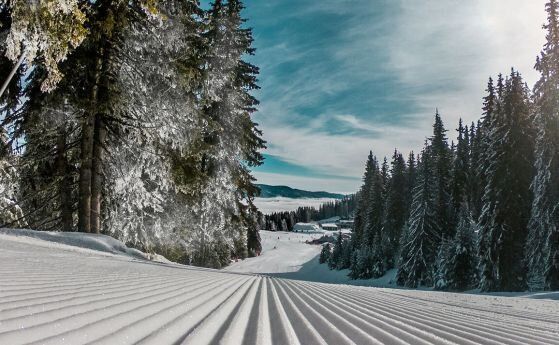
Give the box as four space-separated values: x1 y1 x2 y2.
1 229 559 344
0 228 170 263
254 197 338 214
226 231 400 287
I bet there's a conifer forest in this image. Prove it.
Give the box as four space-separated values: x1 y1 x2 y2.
320 6 559 291
0 0 264 268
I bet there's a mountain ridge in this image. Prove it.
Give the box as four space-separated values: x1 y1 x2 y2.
256 184 345 199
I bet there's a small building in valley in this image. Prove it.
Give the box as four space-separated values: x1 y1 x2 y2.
321 223 338 231
292 223 323 233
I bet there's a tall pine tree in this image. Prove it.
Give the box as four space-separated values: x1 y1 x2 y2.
527 0 559 290
478 71 535 292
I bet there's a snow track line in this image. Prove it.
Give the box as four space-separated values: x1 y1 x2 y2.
309 282 558 345
276 279 399 345
313 282 543 345
0 275 216 331
1 237 558 345
285 280 440 345
355 287 559 343
0 273 186 313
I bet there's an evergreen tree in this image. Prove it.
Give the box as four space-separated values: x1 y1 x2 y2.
527 0 559 290
451 119 470 222
478 71 534 291
468 121 483 219
329 232 343 270
435 206 478 291
339 239 352 270
364 157 384 248
396 147 440 288
319 243 331 264
429 111 453 239
406 151 417 214
474 78 498 221
382 150 407 269
352 152 377 249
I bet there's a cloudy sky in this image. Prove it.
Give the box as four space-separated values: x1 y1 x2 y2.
239 0 547 194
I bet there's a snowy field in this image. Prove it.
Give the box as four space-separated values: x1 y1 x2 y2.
226 230 398 287
1 230 559 344
254 197 337 214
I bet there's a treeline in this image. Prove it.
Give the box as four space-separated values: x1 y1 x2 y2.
323 1 559 292
0 0 264 268
262 195 357 231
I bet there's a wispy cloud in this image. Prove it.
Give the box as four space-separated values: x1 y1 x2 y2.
243 0 547 193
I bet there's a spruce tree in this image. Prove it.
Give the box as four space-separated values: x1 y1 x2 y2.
406 151 417 215
329 232 343 270
436 206 478 291
451 119 470 225
429 111 453 239
352 152 377 249
527 0 559 290
478 71 535 292
382 150 407 269
320 243 331 264
364 157 384 248
396 147 440 288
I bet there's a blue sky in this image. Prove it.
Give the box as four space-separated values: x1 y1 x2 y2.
217 0 547 193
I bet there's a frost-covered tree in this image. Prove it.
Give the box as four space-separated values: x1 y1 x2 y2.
352 152 377 249
451 119 470 220
0 128 24 227
0 0 88 93
429 110 453 239
102 0 205 250
435 206 478 291
329 232 343 270
396 147 440 288
527 0 559 291
478 71 534 292
319 243 331 264
382 150 407 269
472 79 498 220
364 156 384 248
406 151 417 213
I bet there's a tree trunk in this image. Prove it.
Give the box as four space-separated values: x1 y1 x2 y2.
78 52 103 233
91 114 106 234
55 129 73 231
78 115 94 233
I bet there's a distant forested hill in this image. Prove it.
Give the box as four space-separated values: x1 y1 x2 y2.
256 184 345 199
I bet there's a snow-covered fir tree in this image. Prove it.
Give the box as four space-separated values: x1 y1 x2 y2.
451 119 470 222
478 71 535 292
319 243 331 264
429 110 453 240
396 146 441 288
0 0 264 268
527 0 559 291
381 150 408 269
351 152 377 251
435 206 478 291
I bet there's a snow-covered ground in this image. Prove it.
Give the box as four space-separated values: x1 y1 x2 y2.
254 197 337 214
226 230 399 287
1 230 559 344
227 231 559 296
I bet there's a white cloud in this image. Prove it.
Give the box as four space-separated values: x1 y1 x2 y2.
254 0 548 193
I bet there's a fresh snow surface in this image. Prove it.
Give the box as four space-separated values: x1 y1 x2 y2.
0 228 171 263
226 230 399 287
254 197 337 214
1 231 559 344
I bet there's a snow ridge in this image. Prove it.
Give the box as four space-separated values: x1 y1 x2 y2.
1 237 558 345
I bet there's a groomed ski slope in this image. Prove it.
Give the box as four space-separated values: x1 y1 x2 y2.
1 233 559 345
